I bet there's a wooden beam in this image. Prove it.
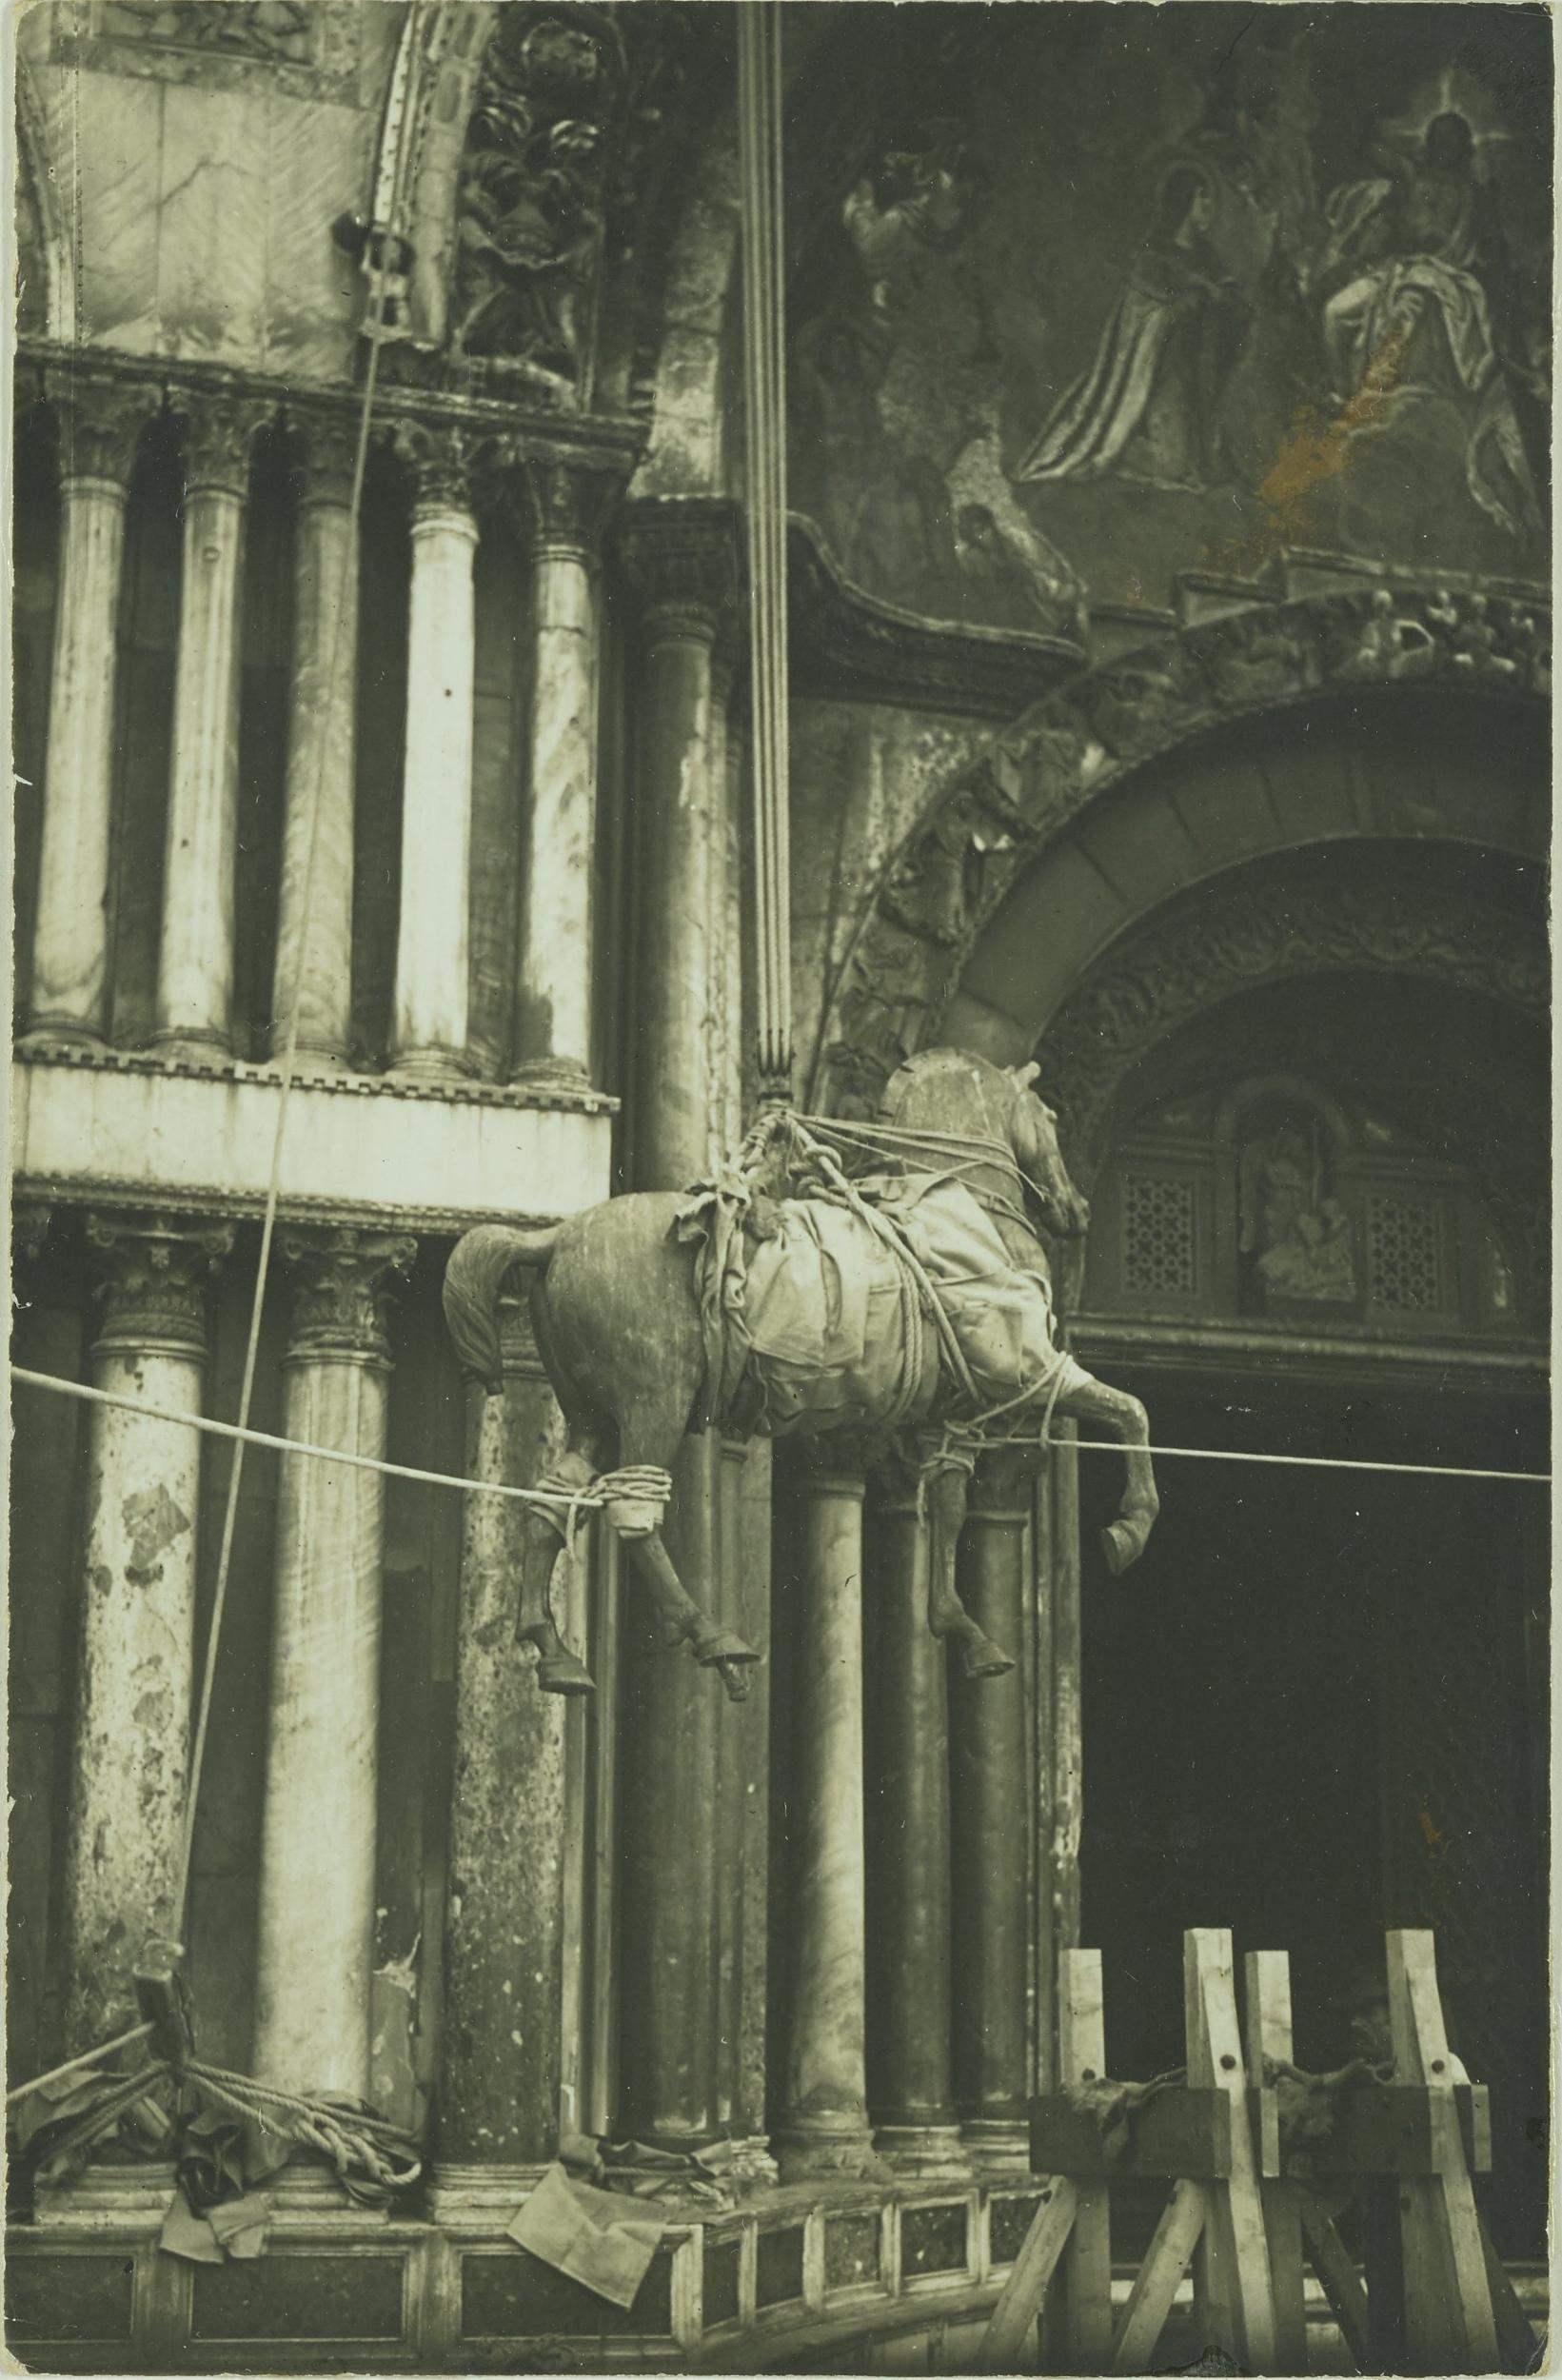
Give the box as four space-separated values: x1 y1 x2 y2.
1245 1950 1307 2374
1111 2178 1205 2372
1386 1930 1499 2373
1059 1950 1112 2369
978 2178 1078 2371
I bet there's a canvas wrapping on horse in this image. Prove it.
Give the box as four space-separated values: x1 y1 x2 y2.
676 1169 1090 1438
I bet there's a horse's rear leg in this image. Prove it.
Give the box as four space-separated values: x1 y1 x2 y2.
517 1424 600 1696
1050 1373 1158 1574
923 1457 1015 1680
614 1415 761 1704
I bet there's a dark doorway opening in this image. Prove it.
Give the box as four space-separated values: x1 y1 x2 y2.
1077 1376 1548 2257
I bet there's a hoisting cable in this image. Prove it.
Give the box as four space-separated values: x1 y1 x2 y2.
737 0 793 1098
171 6 431 1935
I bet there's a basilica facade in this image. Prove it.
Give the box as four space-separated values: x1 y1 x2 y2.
8 3 1550 2369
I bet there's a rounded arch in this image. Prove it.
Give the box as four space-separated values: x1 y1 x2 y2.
814 585 1549 1113
15 54 76 344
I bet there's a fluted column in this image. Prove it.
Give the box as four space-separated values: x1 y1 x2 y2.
509 459 619 1083
26 379 156 1045
774 1449 878 2180
391 426 479 1078
153 399 265 1056
63 1210 232 2051
432 1298 570 2215
951 1448 1038 2172
867 1457 967 2175
271 417 361 1066
253 1228 413 2096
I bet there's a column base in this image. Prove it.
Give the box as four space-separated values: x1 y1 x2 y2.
959 2117 1033 2175
269 2161 391 2229
146 1030 233 1064
426 2161 548 2229
872 2123 970 2179
263 1045 352 1075
388 1045 474 1083
33 2160 177 2229
17 1021 109 1055
771 2121 882 2185
510 1056 591 1090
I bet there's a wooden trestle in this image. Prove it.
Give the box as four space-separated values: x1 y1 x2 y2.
979 1927 1534 2375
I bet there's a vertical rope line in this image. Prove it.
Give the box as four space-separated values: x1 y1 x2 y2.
738 0 791 1091
175 4 432 1923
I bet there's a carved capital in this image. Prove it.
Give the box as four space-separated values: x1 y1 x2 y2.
176 395 270 498
45 372 159 488
503 453 622 564
393 420 484 515
280 1227 416 1362
88 1209 234 1359
291 410 363 510
617 500 742 650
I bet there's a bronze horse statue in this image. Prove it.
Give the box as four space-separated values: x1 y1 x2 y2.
444 1049 1157 1699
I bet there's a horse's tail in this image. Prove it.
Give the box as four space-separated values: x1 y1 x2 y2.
444 1223 561 1394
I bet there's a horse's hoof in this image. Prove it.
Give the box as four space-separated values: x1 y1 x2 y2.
717 1659 752 1704
962 1634 1016 1681
538 1651 596 1696
693 1626 761 1672
1101 1522 1140 1576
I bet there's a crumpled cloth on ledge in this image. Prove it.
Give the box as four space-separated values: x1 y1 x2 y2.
507 2164 670 2311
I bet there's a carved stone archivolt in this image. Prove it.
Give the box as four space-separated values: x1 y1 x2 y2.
87 1209 234 1359
279 1228 417 1365
816 584 1550 1117
1038 876 1549 1185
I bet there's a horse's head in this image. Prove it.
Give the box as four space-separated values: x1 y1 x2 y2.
1003 1061 1091 1241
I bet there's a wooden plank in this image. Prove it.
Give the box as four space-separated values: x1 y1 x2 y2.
1476 2203 1540 2372
1188 1930 1276 2370
1299 2198 1372 2369
1059 1951 1113 2370
1245 1951 1308 2374
1031 2088 1233 2178
1387 1931 1499 2373
1111 2178 1205 2372
977 2177 1078 2371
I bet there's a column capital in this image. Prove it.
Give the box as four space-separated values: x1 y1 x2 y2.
793 1434 880 1498
44 371 160 489
175 394 271 498
279 1226 416 1362
87 1209 234 1358
503 452 622 565
617 499 742 649
394 419 484 517
291 410 364 510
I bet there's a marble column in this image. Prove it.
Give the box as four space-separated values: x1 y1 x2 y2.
866 1457 967 2175
432 1298 570 2217
63 1210 232 2052
773 1450 877 2180
253 1228 413 2097
618 500 741 1177
153 399 265 1056
26 379 156 1046
611 501 745 2152
271 416 361 1067
951 1448 1038 2172
509 459 619 1084
390 426 479 1078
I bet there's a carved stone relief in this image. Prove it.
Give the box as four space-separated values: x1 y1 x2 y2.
56 0 361 99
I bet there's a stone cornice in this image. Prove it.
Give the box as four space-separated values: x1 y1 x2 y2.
17 1174 571 1244
13 337 646 484
787 516 1088 723
14 1041 619 1118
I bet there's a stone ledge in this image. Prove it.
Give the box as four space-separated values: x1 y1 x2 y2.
11 1056 614 1225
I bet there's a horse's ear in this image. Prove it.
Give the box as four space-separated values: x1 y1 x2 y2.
1010 1061 1040 1090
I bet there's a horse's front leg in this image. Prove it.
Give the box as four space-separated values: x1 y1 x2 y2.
1049 1372 1159 1574
922 1456 1015 1679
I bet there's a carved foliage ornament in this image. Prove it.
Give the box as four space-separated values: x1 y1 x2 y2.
280 1229 417 1363
821 586 1549 1116
44 373 162 487
1039 879 1548 1176
88 1211 235 1354
446 3 692 402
